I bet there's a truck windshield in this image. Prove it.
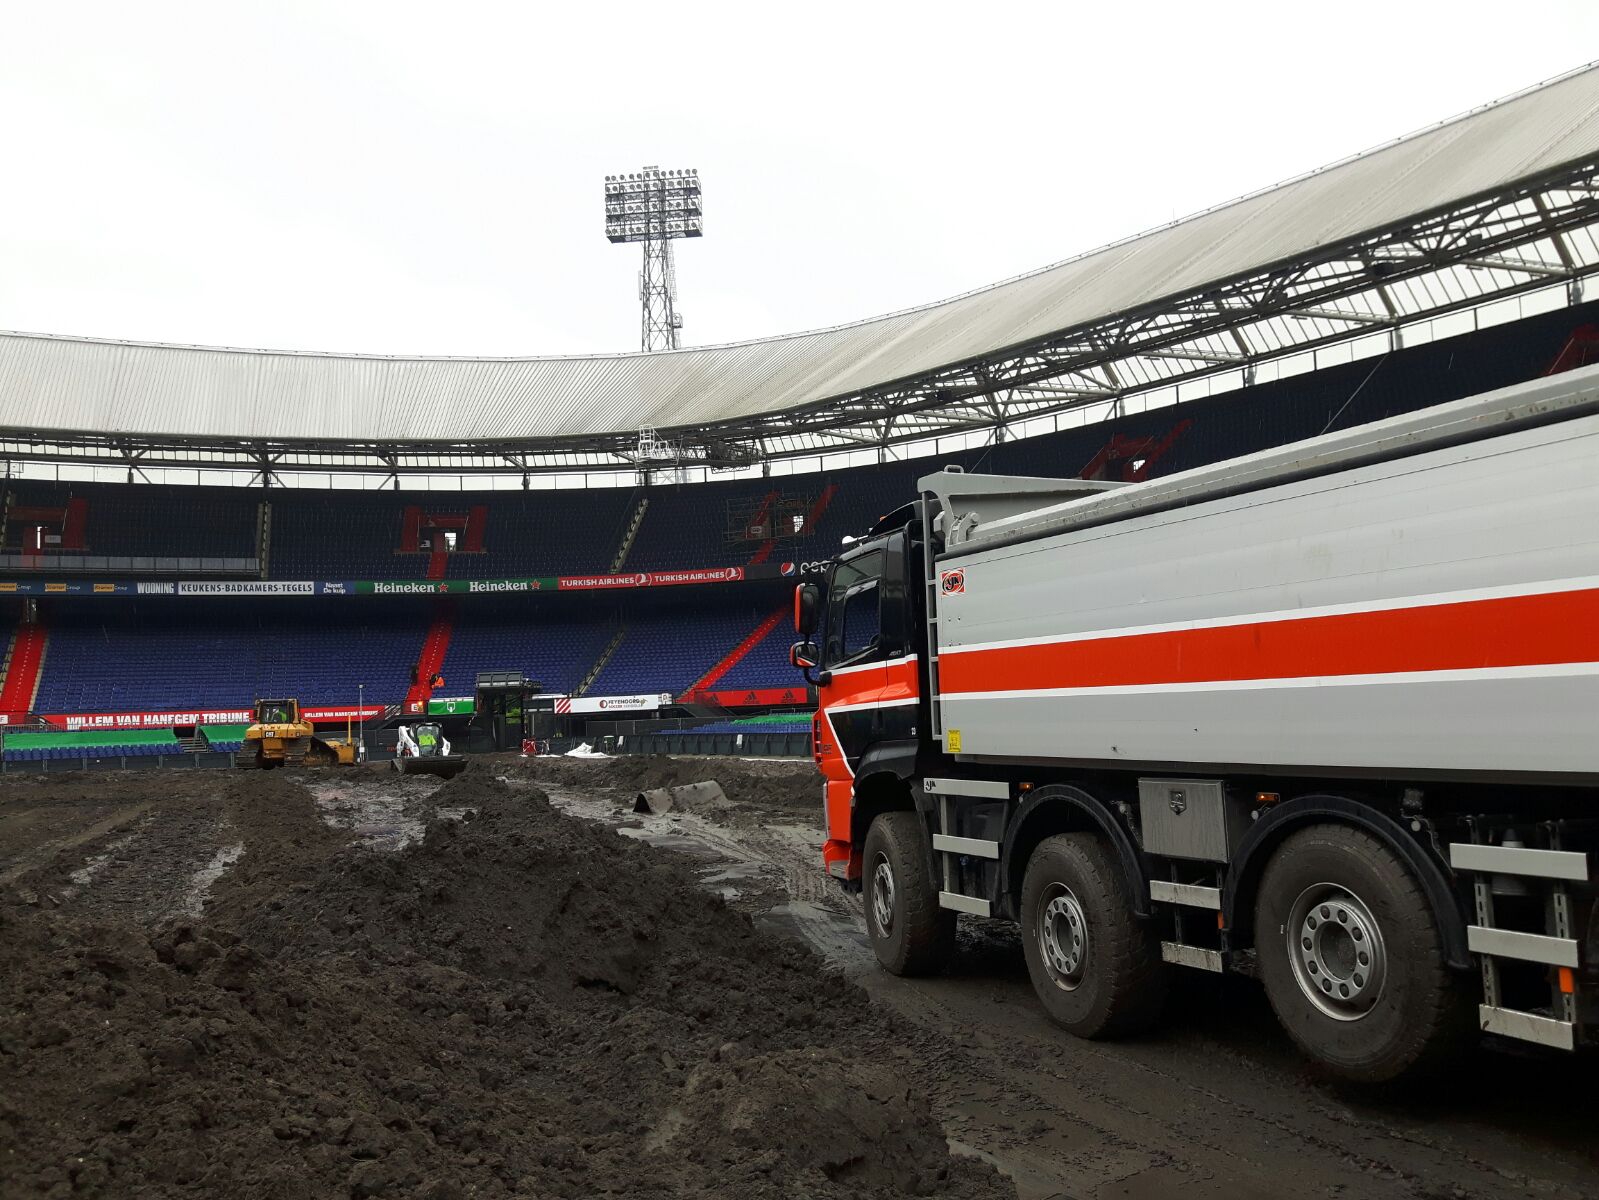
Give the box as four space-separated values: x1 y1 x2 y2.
824 550 883 667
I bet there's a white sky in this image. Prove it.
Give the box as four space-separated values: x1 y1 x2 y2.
1 1 1596 358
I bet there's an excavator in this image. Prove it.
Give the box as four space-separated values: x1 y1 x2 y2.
392 720 467 779
235 698 363 769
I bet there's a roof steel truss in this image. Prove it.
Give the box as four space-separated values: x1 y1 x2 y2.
5 158 1598 479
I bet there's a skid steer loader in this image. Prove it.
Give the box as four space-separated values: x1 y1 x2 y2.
392 721 466 779
235 699 362 769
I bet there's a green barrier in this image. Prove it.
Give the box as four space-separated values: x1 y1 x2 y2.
5 728 180 750
199 724 251 742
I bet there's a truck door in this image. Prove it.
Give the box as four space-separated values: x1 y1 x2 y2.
817 545 903 880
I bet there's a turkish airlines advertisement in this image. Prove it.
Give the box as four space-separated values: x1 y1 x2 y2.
557 568 747 590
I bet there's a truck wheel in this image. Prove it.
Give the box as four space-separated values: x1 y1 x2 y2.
1254 824 1469 1083
861 811 955 976
1021 833 1166 1038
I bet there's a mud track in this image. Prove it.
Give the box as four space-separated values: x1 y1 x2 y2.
1 757 1595 1199
513 754 1599 1200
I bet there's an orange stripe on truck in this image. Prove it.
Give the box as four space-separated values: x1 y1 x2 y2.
940 586 1599 694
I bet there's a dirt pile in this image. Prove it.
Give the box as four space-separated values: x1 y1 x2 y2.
0 767 1012 1199
651 1049 958 1194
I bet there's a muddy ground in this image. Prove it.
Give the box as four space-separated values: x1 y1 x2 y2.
2 756 1596 1200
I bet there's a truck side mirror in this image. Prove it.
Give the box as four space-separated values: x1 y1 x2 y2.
794 583 820 636
790 640 820 670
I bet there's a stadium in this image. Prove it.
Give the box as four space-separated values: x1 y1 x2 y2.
5 56 1599 1200
2 65 1597 764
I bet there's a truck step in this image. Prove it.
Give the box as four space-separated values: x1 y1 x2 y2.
932 834 999 859
1160 942 1223 972
1466 926 1579 968
1479 1004 1575 1051
1150 880 1220 909
926 776 1009 919
1449 840 1586 1051
1449 842 1588 881
938 892 991 917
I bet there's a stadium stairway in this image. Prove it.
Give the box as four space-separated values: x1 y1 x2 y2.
683 606 789 698
610 495 649 572
712 614 803 693
402 599 455 713
0 622 48 721
576 626 628 697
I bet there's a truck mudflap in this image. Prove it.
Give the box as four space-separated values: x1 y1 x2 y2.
1449 840 1593 1050
822 839 857 881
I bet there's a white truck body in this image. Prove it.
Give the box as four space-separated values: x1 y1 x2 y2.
926 364 1599 782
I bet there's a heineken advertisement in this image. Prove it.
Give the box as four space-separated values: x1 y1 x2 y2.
358 565 791 594
358 578 556 595
1 561 798 597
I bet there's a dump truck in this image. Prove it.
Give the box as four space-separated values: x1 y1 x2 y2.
392 720 466 779
791 365 1599 1082
236 698 362 769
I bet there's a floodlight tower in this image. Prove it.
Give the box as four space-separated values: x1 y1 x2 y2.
604 166 703 351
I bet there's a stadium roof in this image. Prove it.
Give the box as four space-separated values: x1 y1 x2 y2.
3 63 1599 479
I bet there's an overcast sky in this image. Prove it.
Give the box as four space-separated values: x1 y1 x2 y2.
1 2 1596 358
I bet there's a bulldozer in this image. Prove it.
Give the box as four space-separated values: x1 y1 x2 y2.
235 698 363 769
392 720 466 779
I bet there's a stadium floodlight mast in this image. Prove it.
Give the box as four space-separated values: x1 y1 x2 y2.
604 166 703 351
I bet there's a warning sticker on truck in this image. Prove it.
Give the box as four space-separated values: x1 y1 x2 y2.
946 729 962 753
940 569 965 595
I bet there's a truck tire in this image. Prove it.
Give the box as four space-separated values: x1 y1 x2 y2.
1021 833 1166 1038
862 811 955 976
1254 824 1470 1083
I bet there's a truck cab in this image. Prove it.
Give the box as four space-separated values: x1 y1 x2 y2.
794 509 928 885
253 698 301 728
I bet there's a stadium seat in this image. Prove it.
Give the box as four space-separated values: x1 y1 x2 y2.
31 597 429 713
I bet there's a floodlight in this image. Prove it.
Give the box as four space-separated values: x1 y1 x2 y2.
603 165 704 350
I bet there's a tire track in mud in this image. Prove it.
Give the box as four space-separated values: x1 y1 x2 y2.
511 756 1599 1200
0 800 156 886
7 758 1596 1199
4 763 1016 1199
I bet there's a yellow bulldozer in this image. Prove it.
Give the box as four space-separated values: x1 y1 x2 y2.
235 698 364 769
